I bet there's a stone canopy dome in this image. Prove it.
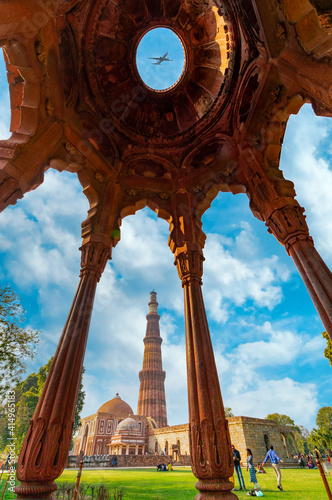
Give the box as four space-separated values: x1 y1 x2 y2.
97 393 133 417
116 417 140 432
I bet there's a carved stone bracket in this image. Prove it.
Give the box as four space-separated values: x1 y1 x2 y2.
80 241 112 281
175 243 205 286
266 204 313 254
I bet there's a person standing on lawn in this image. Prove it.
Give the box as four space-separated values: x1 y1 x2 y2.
232 444 246 491
246 448 260 492
263 445 284 490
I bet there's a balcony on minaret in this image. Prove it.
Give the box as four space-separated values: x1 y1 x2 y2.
148 290 159 315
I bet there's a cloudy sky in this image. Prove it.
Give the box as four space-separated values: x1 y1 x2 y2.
0 35 331 432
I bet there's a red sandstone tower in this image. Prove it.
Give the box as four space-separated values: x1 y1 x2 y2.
137 291 168 428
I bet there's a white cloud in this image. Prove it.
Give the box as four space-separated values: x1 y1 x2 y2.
203 227 291 322
214 322 325 429
229 378 318 430
282 105 332 265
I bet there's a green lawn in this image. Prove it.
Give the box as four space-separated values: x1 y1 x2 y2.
58 467 332 500
1 467 332 500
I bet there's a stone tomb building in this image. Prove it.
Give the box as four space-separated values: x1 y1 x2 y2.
74 292 299 464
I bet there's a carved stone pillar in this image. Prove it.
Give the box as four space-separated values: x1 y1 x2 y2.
15 240 112 500
174 242 237 500
267 205 332 339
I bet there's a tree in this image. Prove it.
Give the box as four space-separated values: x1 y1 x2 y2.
266 413 296 427
316 406 332 430
225 407 234 418
0 284 39 401
73 368 86 435
322 331 332 367
0 358 85 454
295 426 310 454
308 406 332 454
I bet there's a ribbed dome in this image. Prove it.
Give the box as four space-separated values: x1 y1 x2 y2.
97 393 133 417
116 418 140 432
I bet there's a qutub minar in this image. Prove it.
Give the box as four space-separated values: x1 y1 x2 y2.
74 292 300 464
137 291 168 428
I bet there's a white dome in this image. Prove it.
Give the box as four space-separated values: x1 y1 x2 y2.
116 417 140 432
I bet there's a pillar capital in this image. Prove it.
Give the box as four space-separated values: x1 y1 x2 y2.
266 204 313 254
174 243 205 285
80 240 112 280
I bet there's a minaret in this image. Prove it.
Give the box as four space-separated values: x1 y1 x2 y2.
137 291 168 428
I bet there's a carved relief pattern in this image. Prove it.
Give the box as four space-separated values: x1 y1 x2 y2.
175 250 204 285
80 241 112 280
266 205 312 252
190 418 233 480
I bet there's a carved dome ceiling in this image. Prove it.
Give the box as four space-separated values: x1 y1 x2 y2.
0 0 331 227
82 0 235 145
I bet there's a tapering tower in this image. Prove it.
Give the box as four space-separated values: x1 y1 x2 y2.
137 291 168 428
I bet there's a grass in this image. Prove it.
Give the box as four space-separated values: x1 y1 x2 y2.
1 467 332 500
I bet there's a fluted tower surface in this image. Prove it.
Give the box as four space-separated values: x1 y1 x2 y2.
137 291 168 428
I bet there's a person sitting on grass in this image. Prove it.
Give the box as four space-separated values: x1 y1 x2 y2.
257 463 266 473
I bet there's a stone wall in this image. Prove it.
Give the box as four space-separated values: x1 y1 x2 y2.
228 417 298 465
67 454 191 468
149 424 190 456
69 417 298 468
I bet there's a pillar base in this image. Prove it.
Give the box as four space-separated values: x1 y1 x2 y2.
195 480 239 500
195 492 239 500
15 481 57 500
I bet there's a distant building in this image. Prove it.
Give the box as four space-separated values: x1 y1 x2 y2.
74 292 299 463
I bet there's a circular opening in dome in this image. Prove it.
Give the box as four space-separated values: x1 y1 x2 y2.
136 28 185 92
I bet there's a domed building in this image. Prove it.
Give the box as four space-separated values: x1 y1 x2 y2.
109 417 149 456
74 393 156 456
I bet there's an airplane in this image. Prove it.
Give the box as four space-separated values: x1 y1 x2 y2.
148 52 173 65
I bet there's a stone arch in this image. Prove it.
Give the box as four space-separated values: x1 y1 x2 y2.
177 439 181 455
280 433 290 458
165 441 169 455
96 441 102 455
1 41 40 141
264 434 269 452
120 198 173 226
155 440 158 454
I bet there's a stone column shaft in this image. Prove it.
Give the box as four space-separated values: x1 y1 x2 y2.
289 239 332 335
267 205 332 340
15 241 111 500
175 244 237 500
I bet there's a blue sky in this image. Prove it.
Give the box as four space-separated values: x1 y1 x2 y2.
0 39 331 432
136 28 185 90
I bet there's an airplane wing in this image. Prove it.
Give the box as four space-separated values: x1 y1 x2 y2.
148 57 161 60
